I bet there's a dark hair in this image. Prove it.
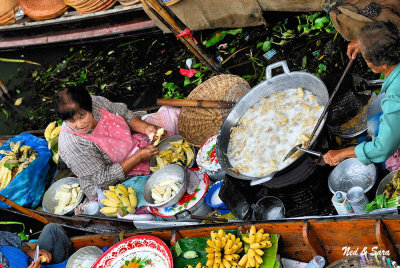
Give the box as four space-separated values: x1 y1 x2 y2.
359 21 400 66
55 86 92 120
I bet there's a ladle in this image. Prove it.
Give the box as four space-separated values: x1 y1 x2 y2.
283 144 324 162
284 58 355 160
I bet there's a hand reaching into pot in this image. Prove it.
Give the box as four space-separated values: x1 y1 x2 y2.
323 146 356 166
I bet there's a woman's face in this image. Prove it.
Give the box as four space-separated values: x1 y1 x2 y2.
66 109 95 134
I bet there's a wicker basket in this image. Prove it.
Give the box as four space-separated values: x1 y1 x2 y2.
17 0 68 20
0 0 18 26
162 0 181 6
178 74 250 147
118 0 140 6
68 0 116 14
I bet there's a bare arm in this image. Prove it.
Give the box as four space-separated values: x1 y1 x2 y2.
323 146 356 166
129 116 162 137
119 145 158 173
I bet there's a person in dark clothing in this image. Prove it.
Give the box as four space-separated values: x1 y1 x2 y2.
0 223 72 268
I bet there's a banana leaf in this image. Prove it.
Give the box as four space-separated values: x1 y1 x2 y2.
171 229 243 268
261 234 280 268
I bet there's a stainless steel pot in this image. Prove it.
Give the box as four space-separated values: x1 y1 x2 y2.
216 61 329 186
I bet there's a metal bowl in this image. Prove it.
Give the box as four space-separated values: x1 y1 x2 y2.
376 169 399 197
150 135 196 169
251 196 285 220
42 177 84 215
143 164 187 208
328 158 377 194
66 246 103 268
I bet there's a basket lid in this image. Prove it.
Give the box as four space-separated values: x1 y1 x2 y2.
17 0 68 20
178 74 250 147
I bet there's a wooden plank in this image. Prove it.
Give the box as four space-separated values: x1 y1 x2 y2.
0 19 155 50
303 221 325 259
375 219 399 260
0 5 144 31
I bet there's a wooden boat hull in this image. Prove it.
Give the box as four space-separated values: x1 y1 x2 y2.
1 207 135 233
67 215 400 264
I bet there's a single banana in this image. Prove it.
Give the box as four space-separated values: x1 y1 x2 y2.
44 121 57 141
128 187 137 208
100 206 118 214
100 198 121 208
116 184 128 196
49 126 62 140
119 195 131 208
103 190 121 204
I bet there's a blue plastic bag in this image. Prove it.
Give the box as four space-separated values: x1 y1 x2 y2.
0 133 52 208
366 112 383 138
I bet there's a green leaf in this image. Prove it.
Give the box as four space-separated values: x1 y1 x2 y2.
308 12 321 22
175 241 182 257
314 16 330 25
302 56 307 69
230 47 236 53
183 76 191 87
262 41 271 52
318 63 327 71
203 32 227 47
2 109 8 120
257 42 263 48
203 28 242 47
225 28 242 35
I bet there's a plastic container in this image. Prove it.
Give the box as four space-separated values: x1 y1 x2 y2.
85 201 100 216
305 256 325 268
331 191 354 215
206 180 228 211
347 186 369 214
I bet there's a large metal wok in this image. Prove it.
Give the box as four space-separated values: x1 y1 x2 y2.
216 61 329 186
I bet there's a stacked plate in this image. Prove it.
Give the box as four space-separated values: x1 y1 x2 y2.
17 0 68 20
118 0 140 6
65 0 117 14
0 0 18 26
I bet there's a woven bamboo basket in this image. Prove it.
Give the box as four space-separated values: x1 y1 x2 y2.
162 0 181 6
68 0 116 14
17 0 68 20
118 0 140 6
178 74 250 147
0 0 18 26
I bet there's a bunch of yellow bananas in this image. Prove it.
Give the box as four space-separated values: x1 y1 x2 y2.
100 184 137 217
238 226 272 268
44 121 61 164
205 229 243 268
150 139 194 172
187 263 204 268
0 141 38 190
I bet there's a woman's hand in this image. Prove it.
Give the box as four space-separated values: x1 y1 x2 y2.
323 150 345 166
347 39 360 59
144 124 159 137
323 146 356 166
28 261 41 268
39 249 52 263
137 145 159 161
